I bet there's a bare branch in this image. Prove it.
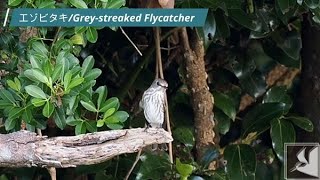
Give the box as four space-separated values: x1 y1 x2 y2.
0 128 172 168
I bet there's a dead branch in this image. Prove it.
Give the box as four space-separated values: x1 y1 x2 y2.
0 128 172 168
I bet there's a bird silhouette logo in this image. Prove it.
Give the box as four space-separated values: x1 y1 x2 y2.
290 146 319 178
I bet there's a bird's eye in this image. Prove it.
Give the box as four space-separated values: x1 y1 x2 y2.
156 82 160 86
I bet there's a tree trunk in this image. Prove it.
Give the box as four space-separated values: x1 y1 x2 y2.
299 16 320 142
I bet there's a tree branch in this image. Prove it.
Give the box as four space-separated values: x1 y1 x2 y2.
0 128 172 168
179 27 215 160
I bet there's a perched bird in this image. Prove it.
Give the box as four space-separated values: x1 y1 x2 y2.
139 78 168 129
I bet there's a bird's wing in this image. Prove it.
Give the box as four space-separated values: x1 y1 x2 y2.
297 147 308 164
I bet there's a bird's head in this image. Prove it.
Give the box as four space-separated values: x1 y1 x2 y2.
152 78 168 90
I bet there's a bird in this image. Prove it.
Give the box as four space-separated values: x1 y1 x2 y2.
139 78 168 150
140 78 168 128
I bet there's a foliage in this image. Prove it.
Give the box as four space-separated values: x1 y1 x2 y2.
0 0 318 179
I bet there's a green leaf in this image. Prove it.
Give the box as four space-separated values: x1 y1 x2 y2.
70 34 84 45
96 86 108 109
14 78 21 91
103 108 115 119
0 89 16 105
228 9 257 30
86 27 98 43
7 80 19 92
69 0 88 8
242 103 286 137
106 0 125 8
97 119 105 127
31 98 46 107
270 118 295 162
80 100 97 112
67 77 84 91
22 109 33 123
136 152 172 180
63 71 72 91
5 118 16 131
277 31 302 60
214 9 230 38
8 0 24 6
285 116 314 132
305 0 320 9
66 116 81 126
75 121 86 135
85 121 97 132
106 123 123 130
111 111 129 122
52 64 63 82
37 0 56 8
100 97 119 112
81 55 95 76
201 10 216 49
0 100 14 109
263 86 292 112
8 107 24 120
277 0 290 14
31 41 48 56
53 107 66 130
173 127 195 149
24 69 49 84
224 144 256 180
43 101 54 118
176 158 194 179
214 108 231 135
84 68 102 81
213 90 236 121
25 85 47 99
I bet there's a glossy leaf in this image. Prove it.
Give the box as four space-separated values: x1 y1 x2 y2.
25 85 47 99
52 64 63 82
213 90 236 121
70 34 84 45
5 118 16 131
97 119 104 127
81 55 95 76
100 97 119 112
173 127 195 149
85 121 97 132
22 109 33 123
106 123 123 129
67 77 84 92
31 41 48 56
201 10 216 49
75 121 86 135
31 98 46 107
95 86 107 109
103 108 115 119
0 89 16 105
69 0 88 8
8 0 24 6
24 69 49 84
86 27 98 43
106 0 125 8
214 109 231 135
270 118 295 162
285 116 314 132
224 144 256 180
84 68 102 81
136 152 171 180
176 158 194 180
53 107 66 130
263 86 292 112
242 103 286 136
7 79 19 92
8 107 24 120
80 100 97 112
43 101 54 118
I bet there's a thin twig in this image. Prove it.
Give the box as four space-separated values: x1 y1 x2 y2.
3 8 10 27
154 27 174 164
120 27 143 56
47 167 56 180
124 149 142 180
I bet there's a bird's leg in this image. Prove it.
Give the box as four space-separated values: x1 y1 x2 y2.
143 123 152 132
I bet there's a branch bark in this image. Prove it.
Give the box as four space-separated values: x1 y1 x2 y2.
179 28 215 160
0 128 172 168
